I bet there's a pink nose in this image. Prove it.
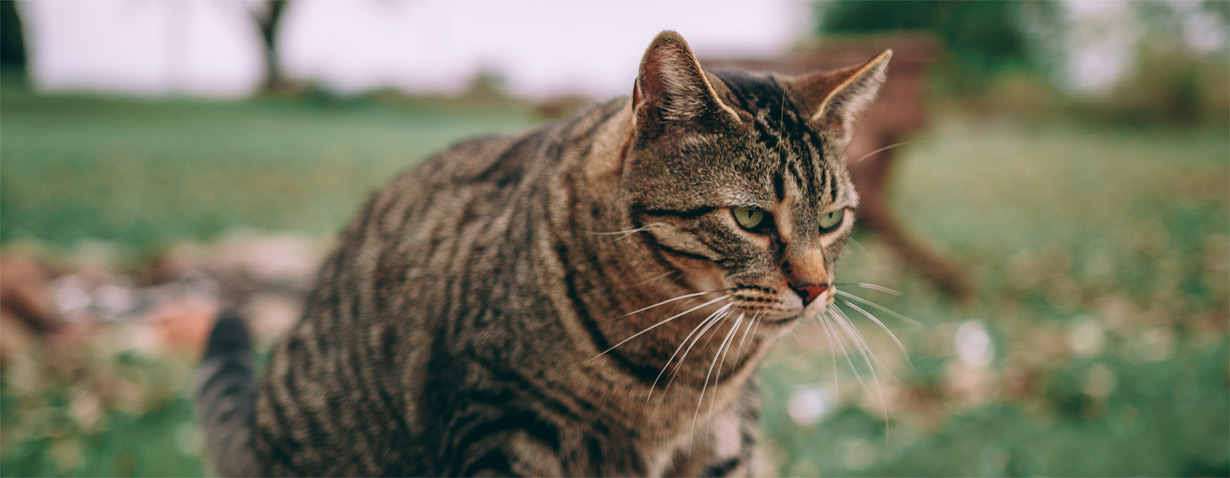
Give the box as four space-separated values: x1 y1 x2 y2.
790 282 829 306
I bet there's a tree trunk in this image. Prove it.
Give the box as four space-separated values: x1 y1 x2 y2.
256 0 289 93
1 0 27 69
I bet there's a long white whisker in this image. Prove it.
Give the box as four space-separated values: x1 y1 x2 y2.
586 223 664 239
847 237 869 255
816 310 842 396
850 140 929 165
592 294 730 359
836 290 921 327
832 307 899 383
662 306 732 397
747 311 765 348
692 310 742 442
830 308 890 416
735 309 762 359
821 310 873 401
619 290 717 319
631 269 680 287
711 313 745 406
648 303 733 401
852 282 901 296
841 299 908 357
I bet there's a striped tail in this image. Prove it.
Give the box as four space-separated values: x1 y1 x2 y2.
193 311 260 477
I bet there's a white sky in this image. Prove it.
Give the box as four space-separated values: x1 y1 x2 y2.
18 0 810 99
15 0 1225 99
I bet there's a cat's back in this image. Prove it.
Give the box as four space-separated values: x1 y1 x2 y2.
250 100 631 475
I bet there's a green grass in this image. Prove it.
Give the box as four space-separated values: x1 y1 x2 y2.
1 88 1227 476
1 87 537 257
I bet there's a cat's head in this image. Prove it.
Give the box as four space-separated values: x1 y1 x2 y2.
620 31 890 328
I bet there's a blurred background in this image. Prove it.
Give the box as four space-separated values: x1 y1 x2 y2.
1 1 1227 476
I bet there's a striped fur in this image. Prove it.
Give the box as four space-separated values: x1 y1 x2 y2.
195 31 889 476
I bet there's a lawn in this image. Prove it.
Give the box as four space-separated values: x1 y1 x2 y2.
2 84 1227 476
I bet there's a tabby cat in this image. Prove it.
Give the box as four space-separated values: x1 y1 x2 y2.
195 31 890 476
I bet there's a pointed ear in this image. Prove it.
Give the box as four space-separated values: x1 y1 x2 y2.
786 50 892 143
632 31 741 137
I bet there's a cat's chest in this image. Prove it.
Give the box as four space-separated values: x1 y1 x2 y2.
641 410 745 477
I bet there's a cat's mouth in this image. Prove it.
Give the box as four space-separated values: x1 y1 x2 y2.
729 286 836 327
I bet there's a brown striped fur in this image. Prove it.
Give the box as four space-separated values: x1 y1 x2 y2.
195 31 890 476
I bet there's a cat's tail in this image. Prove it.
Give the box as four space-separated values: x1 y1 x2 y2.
193 310 260 477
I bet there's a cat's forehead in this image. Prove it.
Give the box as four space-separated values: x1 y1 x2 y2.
708 69 852 209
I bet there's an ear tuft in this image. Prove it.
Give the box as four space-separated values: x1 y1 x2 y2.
632 31 740 136
787 50 892 143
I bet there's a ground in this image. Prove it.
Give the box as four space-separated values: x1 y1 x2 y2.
1 85 1227 476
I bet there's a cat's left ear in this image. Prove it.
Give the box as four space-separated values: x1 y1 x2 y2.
785 50 892 143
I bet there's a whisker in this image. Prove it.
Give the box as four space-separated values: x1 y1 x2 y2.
832 306 899 383
592 294 731 359
840 299 908 357
846 237 869 255
816 310 842 396
692 310 742 442
849 140 930 165
836 290 921 327
662 306 732 396
586 223 664 239
820 311 874 402
826 310 886 414
648 302 733 402
711 313 746 405
631 269 681 288
735 309 762 359
831 307 892 423
833 282 901 296
619 290 721 320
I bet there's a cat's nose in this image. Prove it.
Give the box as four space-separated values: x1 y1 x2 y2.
790 282 829 306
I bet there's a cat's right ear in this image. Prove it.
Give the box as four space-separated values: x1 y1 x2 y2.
631 31 741 139
785 50 892 144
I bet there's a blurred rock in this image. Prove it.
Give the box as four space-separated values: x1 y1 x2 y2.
209 229 323 288
246 292 302 342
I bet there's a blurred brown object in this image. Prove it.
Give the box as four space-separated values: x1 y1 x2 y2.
0 254 63 332
705 34 971 299
0 253 64 365
150 297 218 357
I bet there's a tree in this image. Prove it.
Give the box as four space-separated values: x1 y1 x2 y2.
1 0 27 69
816 1 1062 91
253 0 289 92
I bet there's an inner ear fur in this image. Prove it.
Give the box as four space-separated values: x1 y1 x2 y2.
631 31 741 137
784 50 892 142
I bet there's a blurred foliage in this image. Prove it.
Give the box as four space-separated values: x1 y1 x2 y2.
0 0 26 68
815 0 1063 94
2 86 1226 475
937 51 1229 128
815 0 1230 127
1080 42 1229 126
2 349 204 476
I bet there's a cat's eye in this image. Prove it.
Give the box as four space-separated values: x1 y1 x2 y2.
819 208 845 232
732 207 767 231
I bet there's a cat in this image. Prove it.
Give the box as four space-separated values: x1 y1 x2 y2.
194 31 890 476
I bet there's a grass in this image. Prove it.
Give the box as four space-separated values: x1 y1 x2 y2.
1 85 538 257
1 87 1227 476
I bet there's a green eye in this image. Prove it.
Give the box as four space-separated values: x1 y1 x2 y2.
819 209 844 231
732 207 767 231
